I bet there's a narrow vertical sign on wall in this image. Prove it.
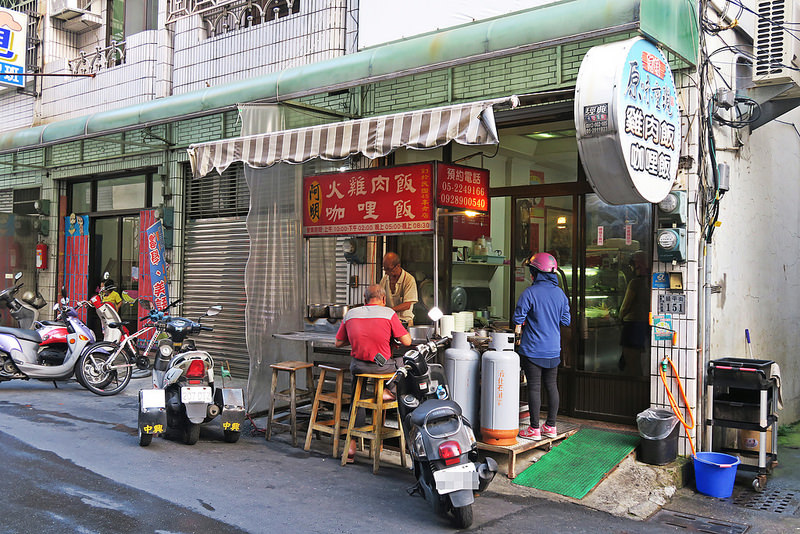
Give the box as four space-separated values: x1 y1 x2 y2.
145 221 170 311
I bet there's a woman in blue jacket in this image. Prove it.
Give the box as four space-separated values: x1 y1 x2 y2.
513 252 571 440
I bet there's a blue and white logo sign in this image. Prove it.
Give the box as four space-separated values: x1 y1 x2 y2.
0 7 27 89
575 37 681 205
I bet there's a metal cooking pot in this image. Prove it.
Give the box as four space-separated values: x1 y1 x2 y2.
327 304 349 319
408 325 433 340
306 304 329 319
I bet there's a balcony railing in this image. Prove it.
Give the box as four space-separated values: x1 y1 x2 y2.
167 0 299 35
67 40 126 75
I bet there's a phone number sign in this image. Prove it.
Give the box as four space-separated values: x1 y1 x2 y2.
436 163 489 212
303 163 434 236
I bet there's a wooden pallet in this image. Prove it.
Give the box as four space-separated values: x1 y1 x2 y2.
477 421 580 479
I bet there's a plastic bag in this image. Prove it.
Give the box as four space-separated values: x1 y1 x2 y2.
636 408 679 440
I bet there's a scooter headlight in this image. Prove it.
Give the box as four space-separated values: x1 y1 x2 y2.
412 429 427 458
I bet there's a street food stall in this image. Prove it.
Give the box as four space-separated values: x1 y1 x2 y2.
187 96 518 414
277 160 495 371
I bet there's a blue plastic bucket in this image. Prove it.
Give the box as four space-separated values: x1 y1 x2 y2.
694 452 741 498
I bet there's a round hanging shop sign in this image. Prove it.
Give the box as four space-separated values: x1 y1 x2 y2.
575 37 680 205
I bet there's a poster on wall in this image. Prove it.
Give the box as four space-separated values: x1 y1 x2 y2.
0 7 27 89
303 163 434 236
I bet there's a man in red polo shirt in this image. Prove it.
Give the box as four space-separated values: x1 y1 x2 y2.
335 284 411 462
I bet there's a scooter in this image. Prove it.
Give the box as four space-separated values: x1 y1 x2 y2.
0 292 96 387
137 301 245 447
0 272 48 329
388 335 497 529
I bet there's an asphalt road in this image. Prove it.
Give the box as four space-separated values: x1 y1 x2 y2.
0 378 680 533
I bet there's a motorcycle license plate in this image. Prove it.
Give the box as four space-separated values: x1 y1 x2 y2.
433 463 478 494
181 386 212 404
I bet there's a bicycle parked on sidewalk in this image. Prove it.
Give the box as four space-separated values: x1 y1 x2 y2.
74 299 170 395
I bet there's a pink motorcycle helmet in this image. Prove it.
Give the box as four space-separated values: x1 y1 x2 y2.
524 252 558 273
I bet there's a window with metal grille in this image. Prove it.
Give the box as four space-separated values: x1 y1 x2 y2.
0 1 41 82
167 0 301 34
12 186 39 215
185 163 250 219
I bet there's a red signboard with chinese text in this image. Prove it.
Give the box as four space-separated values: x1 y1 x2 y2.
303 164 434 236
436 163 489 212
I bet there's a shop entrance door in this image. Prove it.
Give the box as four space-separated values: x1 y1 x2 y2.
512 195 578 418
89 215 140 331
509 194 652 424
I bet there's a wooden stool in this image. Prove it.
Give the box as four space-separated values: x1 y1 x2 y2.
304 364 351 457
266 360 314 447
340 372 407 474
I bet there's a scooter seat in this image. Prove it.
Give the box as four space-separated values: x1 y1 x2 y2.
410 398 462 427
0 326 42 343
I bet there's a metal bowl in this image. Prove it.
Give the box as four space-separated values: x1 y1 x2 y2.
306 304 329 319
327 304 349 319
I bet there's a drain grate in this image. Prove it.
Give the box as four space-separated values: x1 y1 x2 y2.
733 488 800 515
649 510 749 533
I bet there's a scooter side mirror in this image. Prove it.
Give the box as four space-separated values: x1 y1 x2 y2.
14 272 22 282
61 286 68 299
205 305 222 317
139 299 154 311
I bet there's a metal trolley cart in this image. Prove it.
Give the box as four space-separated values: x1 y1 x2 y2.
706 358 778 492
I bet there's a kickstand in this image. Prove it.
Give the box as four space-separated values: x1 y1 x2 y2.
52 381 58 389
406 482 422 497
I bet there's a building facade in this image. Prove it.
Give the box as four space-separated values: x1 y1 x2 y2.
0 1 797 455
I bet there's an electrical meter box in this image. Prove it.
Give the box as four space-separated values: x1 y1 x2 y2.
657 190 687 227
657 228 686 263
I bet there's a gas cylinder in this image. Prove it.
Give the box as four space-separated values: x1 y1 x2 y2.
480 332 520 446
444 331 480 427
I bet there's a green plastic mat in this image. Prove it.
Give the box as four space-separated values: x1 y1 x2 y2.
513 428 640 499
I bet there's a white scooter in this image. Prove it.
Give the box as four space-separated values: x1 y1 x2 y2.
0 272 48 329
137 301 245 446
0 292 95 386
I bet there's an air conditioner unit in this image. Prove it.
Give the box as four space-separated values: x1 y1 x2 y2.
753 0 800 88
50 0 102 32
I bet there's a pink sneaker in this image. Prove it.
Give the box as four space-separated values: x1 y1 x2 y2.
542 424 557 438
519 426 541 440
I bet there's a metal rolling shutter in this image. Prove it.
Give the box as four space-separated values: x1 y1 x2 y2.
183 164 250 377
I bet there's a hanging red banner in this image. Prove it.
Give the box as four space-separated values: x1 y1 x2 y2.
303 163 434 236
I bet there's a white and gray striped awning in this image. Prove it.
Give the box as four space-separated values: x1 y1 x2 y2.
188 96 519 178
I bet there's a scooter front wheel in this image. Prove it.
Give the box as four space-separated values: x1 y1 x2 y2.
76 342 133 396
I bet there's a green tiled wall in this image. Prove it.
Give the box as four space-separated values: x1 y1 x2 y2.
0 32 641 186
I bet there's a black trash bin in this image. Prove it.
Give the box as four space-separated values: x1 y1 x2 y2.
636 408 679 465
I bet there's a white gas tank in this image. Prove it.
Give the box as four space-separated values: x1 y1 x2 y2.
480 332 520 446
444 331 480 427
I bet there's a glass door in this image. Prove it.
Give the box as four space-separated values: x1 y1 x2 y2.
513 195 576 366
573 194 652 422
90 215 140 332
